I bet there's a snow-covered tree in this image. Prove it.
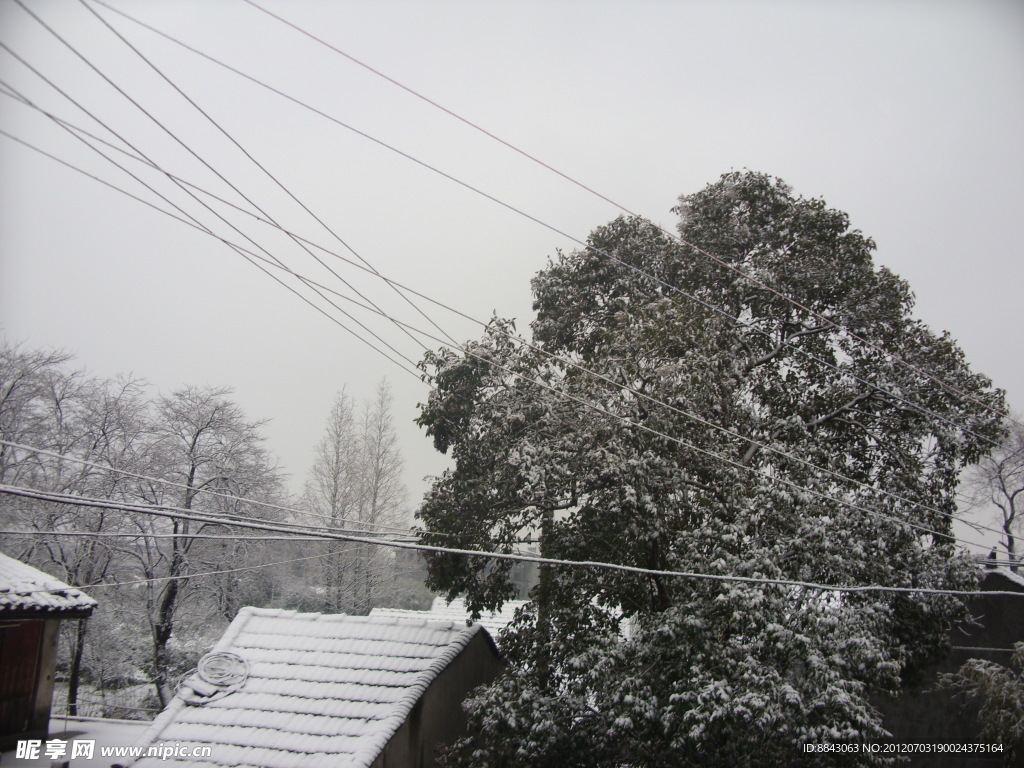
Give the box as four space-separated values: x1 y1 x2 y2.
416 172 1005 766
304 380 407 614
942 642 1024 763
0 340 288 710
0 339 149 715
137 385 283 705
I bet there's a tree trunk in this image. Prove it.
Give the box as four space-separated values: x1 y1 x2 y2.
67 618 89 717
535 508 555 691
152 574 181 707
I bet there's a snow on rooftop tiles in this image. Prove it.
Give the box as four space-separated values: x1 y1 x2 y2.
372 596 526 639
0 550 97 614
118 608 490 768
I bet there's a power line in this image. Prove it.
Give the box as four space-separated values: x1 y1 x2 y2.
9 9 999 569
4 12 1011 630
0 112 1000 551
77 0 450 356
241 0 1011 428
0 529 374 543
6 2 424 379
0 439 418 538
68 548 341 592
0 112 1002 552
0 108 418 384
1 482 1020 599
2 113 1003 556
82 0 1004 454
0 17 1001 547
0 483 414 545
0 97 420 388
0 83 421 383
82 0 458 352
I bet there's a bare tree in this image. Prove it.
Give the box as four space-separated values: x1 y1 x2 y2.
52 374 151 715
303 380 407 614
304 388 361 613
966 416 1024 571
2 341 294 710
353 379 408 613
131 385 283 705
0 338 76 485
0 339 147 715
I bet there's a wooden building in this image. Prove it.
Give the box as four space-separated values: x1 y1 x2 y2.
118 607 504 768
0 551 96 750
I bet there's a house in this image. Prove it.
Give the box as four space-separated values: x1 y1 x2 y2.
117 608 503 768
875 567 1024 767
371 596 526 641
0 551 97 750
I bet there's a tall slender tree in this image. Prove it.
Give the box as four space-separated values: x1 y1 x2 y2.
304 380 407 614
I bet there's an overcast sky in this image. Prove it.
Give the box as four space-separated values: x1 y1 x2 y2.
1 0 1022 556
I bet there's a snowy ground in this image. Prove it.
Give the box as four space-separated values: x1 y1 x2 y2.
0 716 148 767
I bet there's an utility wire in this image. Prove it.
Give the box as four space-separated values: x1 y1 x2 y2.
0 529 349 542
0 116 1000 551
0 484 417 546
0 7 1007 614
78 0 450 354
8 1 422 379
2 482 1019 599
0 49 422 381
83 0 1003 453
4 511 418 539
0 217 995 558
241 0 1011 428
0 12 1002 547
0 439 419 537
0 98 1002 550
67 547 341 592
83 0 458 350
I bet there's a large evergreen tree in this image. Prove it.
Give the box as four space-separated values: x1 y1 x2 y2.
415 172 1005 766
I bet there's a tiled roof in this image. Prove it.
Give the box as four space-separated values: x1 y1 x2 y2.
119 608 489 768
0 551 97 615
372 597 525 640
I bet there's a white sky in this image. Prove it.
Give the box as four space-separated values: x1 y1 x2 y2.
1 0 1022 556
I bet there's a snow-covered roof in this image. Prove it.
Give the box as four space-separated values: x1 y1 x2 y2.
119 608 491 768
371 596 525 639
983 566 1024 591
0 551 97 615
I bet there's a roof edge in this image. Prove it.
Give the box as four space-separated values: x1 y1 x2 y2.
347 622 490 768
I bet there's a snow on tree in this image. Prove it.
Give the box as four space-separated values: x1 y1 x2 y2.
0 340 288 710
415 172 1006 766
941 641 1024 763
964 416 1024 571
303 379 408 614
140 385 284 705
